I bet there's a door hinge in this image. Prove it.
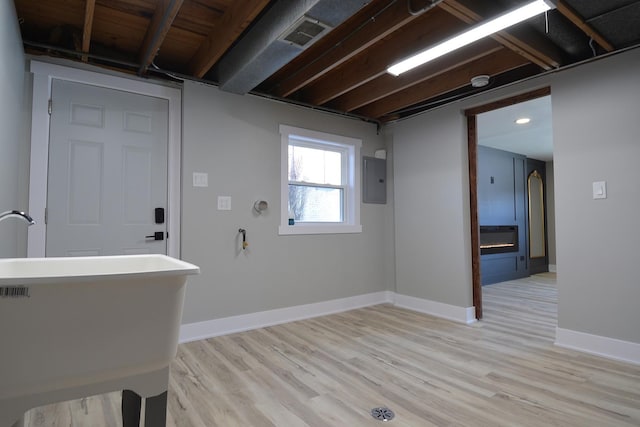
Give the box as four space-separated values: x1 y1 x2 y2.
48 99 52 115
44 207 48 224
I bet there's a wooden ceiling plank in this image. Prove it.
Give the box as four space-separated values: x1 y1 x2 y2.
82 0 96 62
556 0 614 52
355 49 530 119
300 8 467 106
331 39 502 112
138 0 185 74
439 0 562 70
96 0 157 17
274 0 423 98
92 3 150 54
154 26 205 68
188 0 271 79
171 1 225 36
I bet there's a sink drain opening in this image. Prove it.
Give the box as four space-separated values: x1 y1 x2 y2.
370 407 395 422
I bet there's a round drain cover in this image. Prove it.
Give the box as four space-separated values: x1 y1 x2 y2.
371 407 395 422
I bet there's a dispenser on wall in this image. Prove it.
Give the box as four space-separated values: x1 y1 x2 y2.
253 200 268 214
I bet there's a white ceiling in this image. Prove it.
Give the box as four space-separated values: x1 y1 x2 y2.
477 95 553 161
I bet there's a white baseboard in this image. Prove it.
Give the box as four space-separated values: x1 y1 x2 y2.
548 264 557 272
555 327 640 365
394 293 477 324
179 291 478 343
179 291 394 343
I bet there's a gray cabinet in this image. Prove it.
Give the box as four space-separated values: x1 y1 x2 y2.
363 156 386 204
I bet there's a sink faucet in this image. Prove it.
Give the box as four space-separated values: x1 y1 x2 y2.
0 210 35 225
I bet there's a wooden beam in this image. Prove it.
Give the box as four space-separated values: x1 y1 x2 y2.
272 0 424 98
300 8 467 106
81 0 96 62
464 86 551 117
261 0 388 92
439 0 563 70
355 49 530 119
330 38 502 112
556 0 614 52
188 1 271 78
467 113 482 320
138 0 184 74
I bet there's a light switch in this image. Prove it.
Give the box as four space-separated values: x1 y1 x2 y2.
217 196 231 210
592 181 606 199
193 172 208 187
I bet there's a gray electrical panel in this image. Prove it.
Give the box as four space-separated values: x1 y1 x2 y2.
363 156 386 204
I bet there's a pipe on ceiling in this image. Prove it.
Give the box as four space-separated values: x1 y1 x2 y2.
215 0 373 95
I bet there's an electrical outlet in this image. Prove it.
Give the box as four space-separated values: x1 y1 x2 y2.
217 196 231 210
193 172 208 187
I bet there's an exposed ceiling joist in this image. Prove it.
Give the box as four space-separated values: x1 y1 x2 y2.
138 0 184 74
81 0 96 62
188 1 271 78
14 0 640 122
330 38 502 112
216 0 375 95
300 8 467 105
356 48 531 120
556 0 614 52
438 0 563 70
272 0 423 98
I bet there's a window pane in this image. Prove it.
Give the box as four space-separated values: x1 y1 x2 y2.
289 185 343 222
288 144 342 185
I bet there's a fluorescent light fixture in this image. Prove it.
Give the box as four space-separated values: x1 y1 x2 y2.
515 117 531 124
387 0 555 76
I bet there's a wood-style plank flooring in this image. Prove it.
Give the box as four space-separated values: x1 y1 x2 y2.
24 273 640 426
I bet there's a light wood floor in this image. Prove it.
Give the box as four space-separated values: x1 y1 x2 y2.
24 273 640 426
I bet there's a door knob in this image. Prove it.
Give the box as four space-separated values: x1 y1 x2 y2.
145 231 164 241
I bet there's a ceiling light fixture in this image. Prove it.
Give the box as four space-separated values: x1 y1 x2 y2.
387 0 556 76
515 117 531 124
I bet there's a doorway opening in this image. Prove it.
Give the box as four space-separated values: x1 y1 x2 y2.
466 87 553 319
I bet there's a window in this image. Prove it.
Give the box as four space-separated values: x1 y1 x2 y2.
279 125 361 235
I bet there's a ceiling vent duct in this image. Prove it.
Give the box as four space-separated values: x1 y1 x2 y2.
215 0 372 95
279 16 331 48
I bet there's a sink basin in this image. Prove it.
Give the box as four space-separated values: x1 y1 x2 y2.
0 254 199 427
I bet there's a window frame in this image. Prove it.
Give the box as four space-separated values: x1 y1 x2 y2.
279 125 362 235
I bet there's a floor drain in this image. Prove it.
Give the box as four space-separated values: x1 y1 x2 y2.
370 407 395 422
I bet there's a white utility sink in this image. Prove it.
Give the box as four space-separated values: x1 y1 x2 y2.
0 254 199 427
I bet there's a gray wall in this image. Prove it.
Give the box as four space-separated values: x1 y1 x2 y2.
0 1 28 258
553 49 640 343
180 81 394 323
392 107 473 307
392 47 640 344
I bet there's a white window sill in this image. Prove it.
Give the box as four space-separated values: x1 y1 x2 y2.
278 224 362 235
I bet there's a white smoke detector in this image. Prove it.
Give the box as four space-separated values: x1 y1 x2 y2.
471 75 490 88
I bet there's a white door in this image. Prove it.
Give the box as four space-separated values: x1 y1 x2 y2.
46 79 169 256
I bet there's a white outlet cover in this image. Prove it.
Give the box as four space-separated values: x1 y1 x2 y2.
193 172 208 187
217 196 231 210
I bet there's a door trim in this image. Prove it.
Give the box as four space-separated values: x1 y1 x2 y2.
465 86 551 319
27 60 182 258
